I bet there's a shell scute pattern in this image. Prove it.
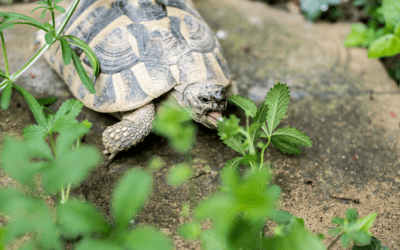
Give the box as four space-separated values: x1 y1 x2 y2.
44 0 231 113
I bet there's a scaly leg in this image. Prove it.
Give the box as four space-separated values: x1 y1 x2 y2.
102 103 155 160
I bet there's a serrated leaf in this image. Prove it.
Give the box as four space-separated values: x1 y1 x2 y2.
52 99 83 132
178 222 201 240
264 83 290 135
13 85 47 128
271 136 302 154
228 94 257 117
350 213 378 233
220 136 245 155
167 164 192 186
23 124 48 140
125 227 173 250
57 199 110 236
224 157 243 170
368 34 400 58
112 168 153 229
71 50 96 94
328 227 341 236
1 81 12 110
54 6 65 13
42 146 100 194
341 233 351 247
272 126 313 148
59 37 72 65
63 35 100 77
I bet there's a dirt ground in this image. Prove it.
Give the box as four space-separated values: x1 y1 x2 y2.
0 0 399 249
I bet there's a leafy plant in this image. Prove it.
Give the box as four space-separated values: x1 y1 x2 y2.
327 208 387 250
0 0 99 113
218 82 313 170
0 99 101 249
344 0 400 58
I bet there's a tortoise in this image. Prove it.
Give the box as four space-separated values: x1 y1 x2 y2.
39 0 235 159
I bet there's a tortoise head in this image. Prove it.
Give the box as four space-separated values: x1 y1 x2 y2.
174 82 227 129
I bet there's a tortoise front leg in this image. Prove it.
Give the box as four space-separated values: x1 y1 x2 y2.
102 103 155 160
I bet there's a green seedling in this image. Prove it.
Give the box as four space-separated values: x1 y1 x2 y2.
218 82 313 170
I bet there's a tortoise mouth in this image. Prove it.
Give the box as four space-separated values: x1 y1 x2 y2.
205 111 223 129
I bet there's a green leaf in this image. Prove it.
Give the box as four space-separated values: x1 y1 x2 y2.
344 23 368 47
382 0 400 31
31 6 46 14
40 8 47 19
349 231 371 245
271 136 302 154
23 124 48 140
1 136 53 188
178 222 201 240
341 233 351 247
368 34 400 58
63 35 100 77
44 31 54 45
13 85 47 128
52 99 83 132
200 230 229 250
71 50 96 94
224 157 243 170
59 37 72 65
349 213 378 233
43 22 53 30
167 164 192 186
352 237 384 250
112 168 153 229
36 97 57 106
125 227 173 249
37 1 48 6
269 210 293 224
1 81 12 110
53 0 64 5
0 191 62 249
228 94 257 117
272 126 313 148
148 156 165 171
346 208 359 221
328 227 341 237
54 6 65 13
395 21 400 38
264 83 290 135
0 12 48 31
55 122 88 155
250 100 269 142
153 102 197 154
57 199 110 236
0 69 8 78
332 217 345 226
263 216 325 250
76 239 122 250
42 146 100 194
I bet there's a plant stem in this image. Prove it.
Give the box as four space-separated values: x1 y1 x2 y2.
239 128 255 155
327 234 341 250
49 132 58 160
51 10 55 30
1 31 9 77
260 136 271 169
65 182 71 201
0 0 81 89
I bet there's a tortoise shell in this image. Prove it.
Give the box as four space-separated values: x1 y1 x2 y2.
44 0 231 113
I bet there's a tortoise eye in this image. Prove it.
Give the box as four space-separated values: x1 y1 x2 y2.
199 96 210 104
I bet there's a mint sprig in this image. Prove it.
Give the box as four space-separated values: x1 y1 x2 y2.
218 82 312 170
